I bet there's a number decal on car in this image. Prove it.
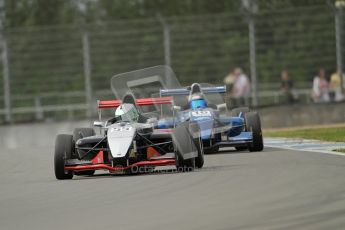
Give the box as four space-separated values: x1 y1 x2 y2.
191 111 212 117
111 127 132 132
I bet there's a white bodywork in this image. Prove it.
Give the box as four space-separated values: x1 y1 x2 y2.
107 123 136 158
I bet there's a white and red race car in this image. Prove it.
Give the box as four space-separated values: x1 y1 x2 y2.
54 67 204 180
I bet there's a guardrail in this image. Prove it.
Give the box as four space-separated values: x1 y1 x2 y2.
0 88 321 124
257 89 313 106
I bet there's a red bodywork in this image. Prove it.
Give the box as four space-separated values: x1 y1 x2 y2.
65 149 175 172
65 159 176 172
97 96 174 109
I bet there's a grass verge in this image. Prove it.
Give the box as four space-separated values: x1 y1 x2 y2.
264 126 345 153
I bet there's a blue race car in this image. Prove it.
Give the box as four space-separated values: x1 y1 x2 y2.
159 83 264 153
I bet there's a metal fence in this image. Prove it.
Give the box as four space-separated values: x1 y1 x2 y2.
0 4 344 124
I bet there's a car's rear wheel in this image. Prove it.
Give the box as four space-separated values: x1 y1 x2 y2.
189 122 204 168
194 138 204 168
245 111 264 152
173 123 197 172
73 128 96 176
54 134 74 180
176 153 195 172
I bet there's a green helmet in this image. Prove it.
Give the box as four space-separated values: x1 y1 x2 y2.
115 103 139 122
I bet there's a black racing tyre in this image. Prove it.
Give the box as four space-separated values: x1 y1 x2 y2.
245 111 264 152
194 137 204 168
231 107 250 117
54 134 74 180
189 123 204 168
173 123 197 172
176 153 195 172
183 157 196 169
73 128 96 176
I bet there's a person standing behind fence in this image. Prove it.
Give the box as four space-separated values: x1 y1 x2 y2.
311 68 329 103
231 67 250 107
223 69 235 108
329 69 345 102
280 70 295 104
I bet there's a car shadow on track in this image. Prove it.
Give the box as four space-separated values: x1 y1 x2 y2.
65 148 272 181
208 146 276 155
206 148 249 155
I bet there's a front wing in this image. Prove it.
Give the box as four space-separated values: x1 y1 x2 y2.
64 150 176 173
203 131 253 151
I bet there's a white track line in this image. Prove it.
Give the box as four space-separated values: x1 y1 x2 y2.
264 138 345 156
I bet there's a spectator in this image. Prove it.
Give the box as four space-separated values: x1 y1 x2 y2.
280 70 295 104
311 68 329 103
329 69 345 102
231 67 250 107
224 69 235 95
223 69 235 108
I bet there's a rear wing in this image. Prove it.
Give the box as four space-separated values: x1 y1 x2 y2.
97 96 174 109
160 86 226 96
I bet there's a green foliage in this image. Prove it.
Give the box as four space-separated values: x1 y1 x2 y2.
1 0 340 92
4 0 330 27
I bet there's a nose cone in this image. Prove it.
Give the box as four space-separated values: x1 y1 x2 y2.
108 123 135 158
197 120 214 140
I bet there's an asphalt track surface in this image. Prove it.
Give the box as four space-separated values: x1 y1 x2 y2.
1 146 345 230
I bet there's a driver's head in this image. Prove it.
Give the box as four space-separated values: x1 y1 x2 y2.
189 94 207 109
115 103 139 122
190 83 202 94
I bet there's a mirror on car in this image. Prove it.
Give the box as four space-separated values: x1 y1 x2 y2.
93 121 105 127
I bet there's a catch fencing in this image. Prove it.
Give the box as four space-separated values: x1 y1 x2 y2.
0 4 343 123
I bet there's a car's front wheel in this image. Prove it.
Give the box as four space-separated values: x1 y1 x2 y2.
54 134 74 180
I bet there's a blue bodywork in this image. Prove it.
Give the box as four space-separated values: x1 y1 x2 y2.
157 85 253 151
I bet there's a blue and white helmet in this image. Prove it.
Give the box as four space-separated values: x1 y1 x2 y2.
189 94 207 109
189 83 207 109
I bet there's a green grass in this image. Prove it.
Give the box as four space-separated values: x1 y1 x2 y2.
265 126 345 153
265 126 345 143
